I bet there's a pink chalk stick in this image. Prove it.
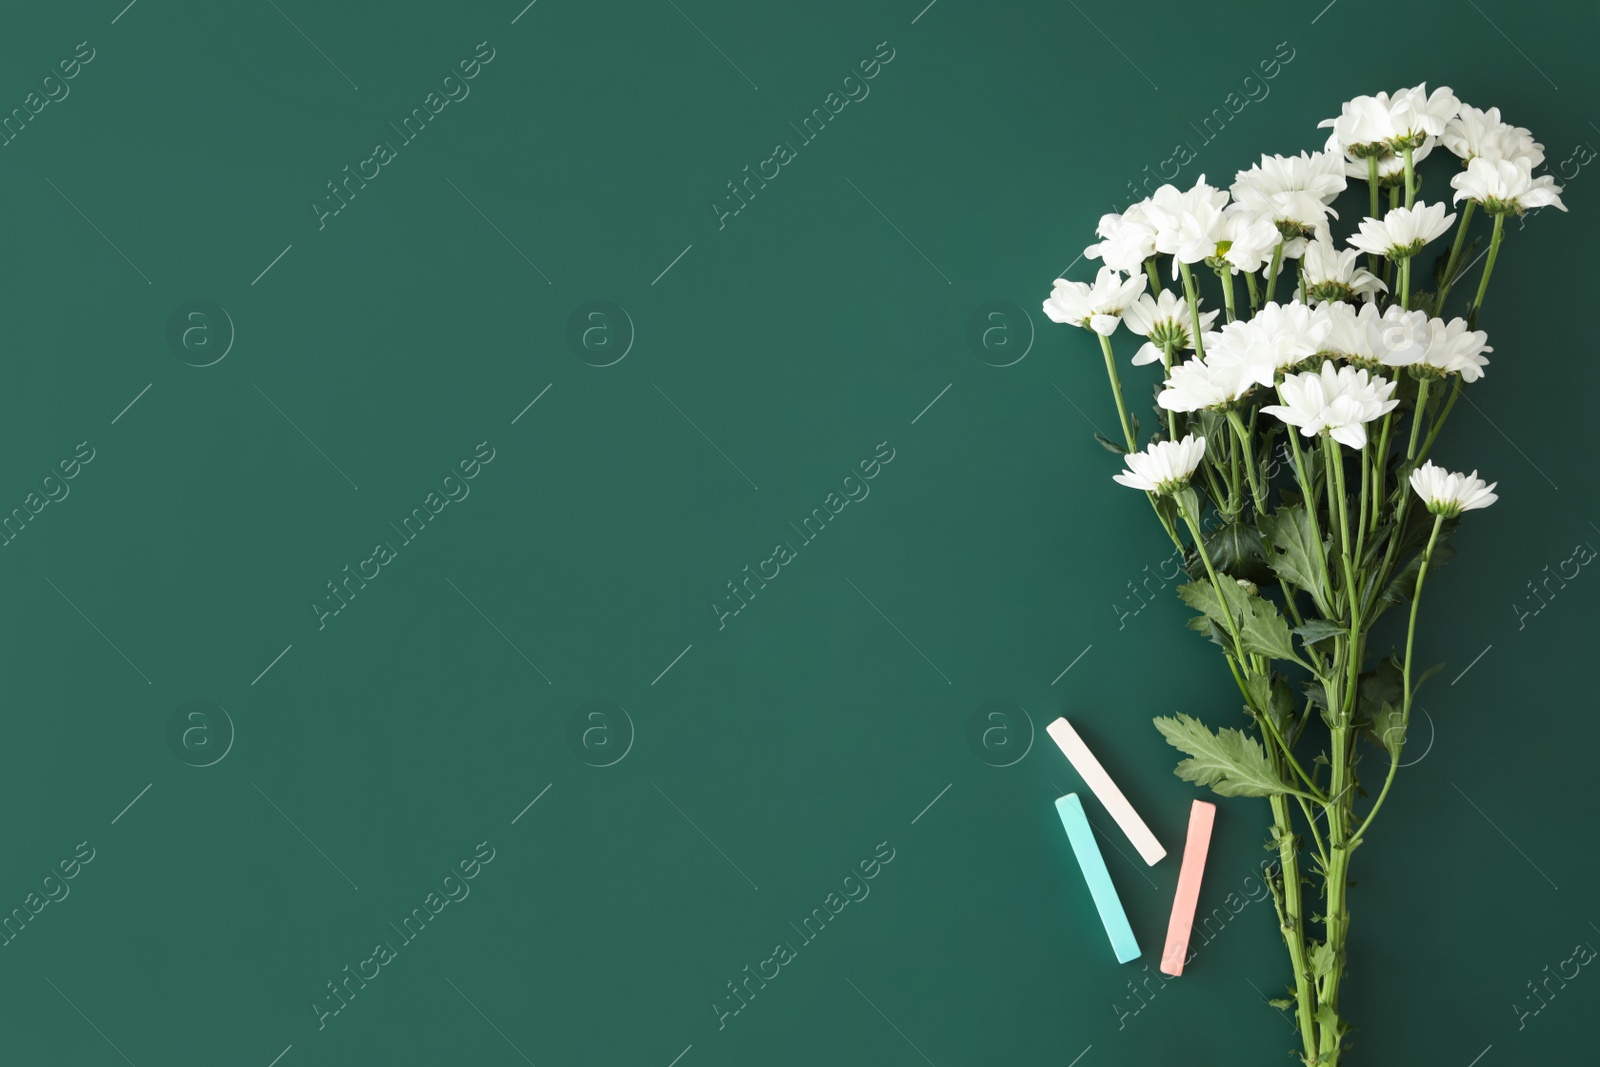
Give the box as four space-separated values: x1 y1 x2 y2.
1160 800 1217 977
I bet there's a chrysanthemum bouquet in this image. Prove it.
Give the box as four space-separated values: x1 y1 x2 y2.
1045 85 1557 1064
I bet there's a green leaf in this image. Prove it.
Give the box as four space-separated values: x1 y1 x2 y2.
1367 701 1406 759
1314 1002 1346 1037
1178 578 1301 663
1293 618 1344 648
1380 541 1456 606
1260 505 1329 610
1153 713 1290 797
1094 433 1127 455
1205 520 1271 584
1267 998 1294 1011
1308 941 1338 979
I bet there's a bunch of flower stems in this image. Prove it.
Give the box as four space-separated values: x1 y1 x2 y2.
1095 164 1507 1065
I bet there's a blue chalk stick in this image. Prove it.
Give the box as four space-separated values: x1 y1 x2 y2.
1055 793 1141 964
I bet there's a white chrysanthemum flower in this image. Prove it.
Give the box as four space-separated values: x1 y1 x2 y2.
1202 301 1332 386
1347 201 1456 259
1043 267 1148 336
1230 150 1347 234
1450 157 1566 215
1381 316 1492 381
1219 208 1285 272
1342 139 1435 181
1113 434 1207 494
1364 304 1433 369
1409 460 1498 517
1321 93 1405 159
1260 360 1400 449
1312 301 1379 365
1085 202 1159 274
1122 289 1217 366
1298 233 1387 304
1156 353 1259 412
1389 83 1461 145
1145 176 1232 262
1443 105 1544 167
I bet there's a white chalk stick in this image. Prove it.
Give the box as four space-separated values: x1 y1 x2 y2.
1047 718 1166 865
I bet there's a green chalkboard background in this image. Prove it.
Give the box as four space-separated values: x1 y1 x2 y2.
1 0 1595 1064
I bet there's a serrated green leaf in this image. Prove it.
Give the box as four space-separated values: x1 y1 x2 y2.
1178 577 1302 664
1380 541 1456 606
1260 505 1329 611
1205 521 1270 584
1293 619 1344 647
1153 713 1289 797
1094 432 1127 455
1309 940 1338 979
1368 701 1407 759
1268 997 1294 1011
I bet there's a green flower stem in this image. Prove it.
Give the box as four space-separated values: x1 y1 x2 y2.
1403 144 1415 208
1436 199 1476 311
1160 342 1179 442
1354 440 1370 566
1098 333 1137 452
1353 513 1445 846
1284 425 1335 613
1144 256 1163 295
1399 254 1412 310
1219 265 1238 323
1245 271 1262 314
1366 156 1383 278
1467 213 1506 329
1178 261 1207 360
1227 409 1267 514
1369 413 1393 537
1264 242 1286 304
1417 376 1462 462
1268 791 1322 1066
1406 377 1432 465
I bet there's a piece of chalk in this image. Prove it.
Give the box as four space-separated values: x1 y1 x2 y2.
1160 800 1217 977
1054 793 1140 964
1047 718 1166 865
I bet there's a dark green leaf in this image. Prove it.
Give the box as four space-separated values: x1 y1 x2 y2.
1094 433 1127 455
1153 713 1290 797
1260 505 1329 610
1293 618 1344 648
1367 701 1406 759
1206 520 1271 584
1178 578 1301 663
1380 541 1456 606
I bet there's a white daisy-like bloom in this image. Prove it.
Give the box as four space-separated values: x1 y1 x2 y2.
1298 233 1387 304
1219 207 1286 272
1156 353 1259 412
1388 83 1461 145
1145 176 1232 262
1312 301 1379 365
1442 105 1544 167
1260 360 1400 449
1230 150 1348 234
1085 202 1159 274
1112 434 1207 494
1043 267 1148 336
1363 304 1433 369
1122 289 1217 366
1409 460 1498 517
1320 92 1405 159
1202 301 1332 387
1381 316 1492 382
1450 157 1566 215
1347 201 1456 259
1341 138 1435 182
